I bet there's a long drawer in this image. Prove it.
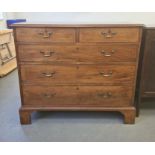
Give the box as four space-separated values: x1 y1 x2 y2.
80 28 140 43
20 64 136 85
22 85 133 107
18 45 138 63
15 28 76 43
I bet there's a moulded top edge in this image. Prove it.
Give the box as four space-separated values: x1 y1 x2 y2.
11 22 144 28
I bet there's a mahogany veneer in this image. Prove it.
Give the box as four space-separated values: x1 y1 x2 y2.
13 23 143 124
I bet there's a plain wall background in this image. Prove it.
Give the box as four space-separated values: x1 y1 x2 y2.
0 12 15 28
13 12 155 25
1 12 155 28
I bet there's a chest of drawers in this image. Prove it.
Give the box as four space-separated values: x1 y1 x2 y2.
13 24 142 124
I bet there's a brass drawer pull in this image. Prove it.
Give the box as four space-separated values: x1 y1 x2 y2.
101 50 115 57
42 72 56 77
40 51 55 57
99 71 113 77
97 92 112 98
101 29 117 38
38 31 53 38
43 93 56 98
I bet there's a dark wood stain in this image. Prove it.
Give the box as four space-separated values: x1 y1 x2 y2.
137 28 155 116
13 24 143 124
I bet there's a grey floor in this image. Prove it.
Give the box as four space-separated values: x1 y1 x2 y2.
0 70 155 142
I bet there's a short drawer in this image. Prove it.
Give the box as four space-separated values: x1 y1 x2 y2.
18 44 138 63
20 64 135 85
15 28 76 43
80 28 140 43
22 85 133 107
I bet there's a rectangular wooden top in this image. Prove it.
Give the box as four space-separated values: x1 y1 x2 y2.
11 22 144 28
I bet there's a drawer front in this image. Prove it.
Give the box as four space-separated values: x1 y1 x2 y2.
21 65 77 84
22 85 133 107
76 85 133 106
20 65 135 84
16 28 76 43
77 65 135 84
80 28 140 43
23 85 78 106
78 45 138 62
18 45 78 62
18 45 138 62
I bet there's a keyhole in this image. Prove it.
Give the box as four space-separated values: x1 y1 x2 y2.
76 87 79 90
76 65 79 70
76 47 79 51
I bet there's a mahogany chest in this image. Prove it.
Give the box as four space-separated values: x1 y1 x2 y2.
13 23 143 124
